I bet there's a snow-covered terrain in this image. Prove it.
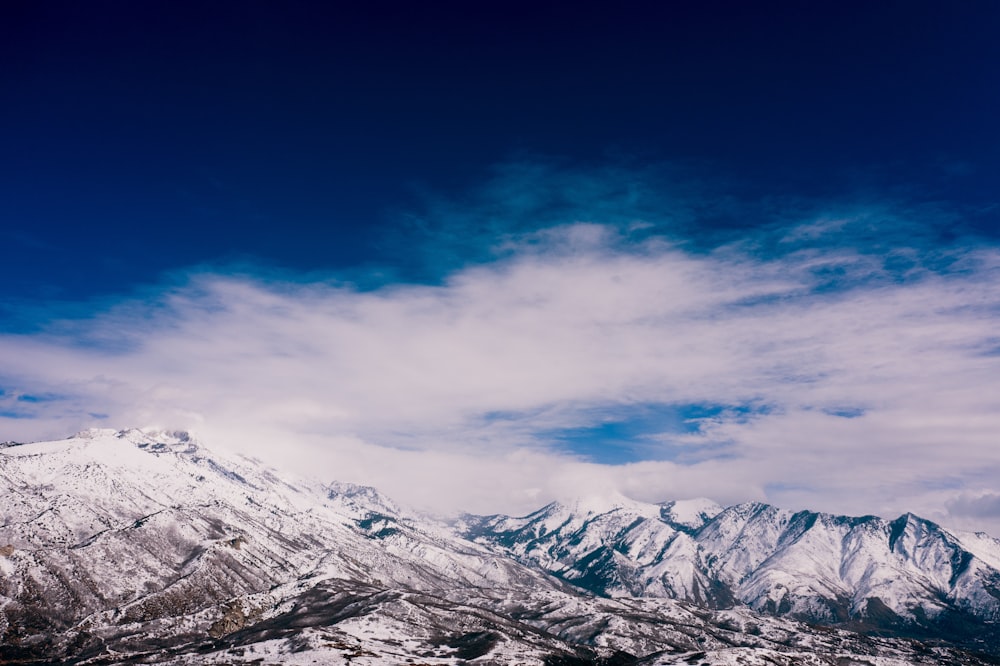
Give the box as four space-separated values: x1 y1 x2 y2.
463 490 1000 649
2 429 999 664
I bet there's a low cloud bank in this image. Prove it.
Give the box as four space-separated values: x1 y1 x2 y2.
2 217 999 534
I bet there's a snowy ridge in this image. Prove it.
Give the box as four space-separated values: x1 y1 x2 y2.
464 492 1000 638
2 429 1000 664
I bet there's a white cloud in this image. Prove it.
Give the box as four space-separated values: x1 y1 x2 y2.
2 224 999 534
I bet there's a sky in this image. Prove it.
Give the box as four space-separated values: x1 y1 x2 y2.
2 2 1000 533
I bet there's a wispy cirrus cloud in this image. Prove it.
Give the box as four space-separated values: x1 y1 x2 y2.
2 164 999 534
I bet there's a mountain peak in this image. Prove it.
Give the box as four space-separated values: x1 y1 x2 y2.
659 497 724 531
64 427 198 453
550 490 660 518
73 426 120 439
325 480 404 520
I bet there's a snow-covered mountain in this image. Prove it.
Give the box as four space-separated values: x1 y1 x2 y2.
2 429 999 664
462 491 1000 646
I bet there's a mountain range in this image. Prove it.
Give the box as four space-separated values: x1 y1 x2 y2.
2 428 999 665
461 493 1000 633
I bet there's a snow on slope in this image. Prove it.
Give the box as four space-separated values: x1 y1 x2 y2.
3 429 1000 664
0 429 573 662
464 491 1000 636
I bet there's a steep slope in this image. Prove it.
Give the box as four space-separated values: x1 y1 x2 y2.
0 429 573 662
461 494 730 604
2 429 998 664
697 503 1000 622
464 494 1000 651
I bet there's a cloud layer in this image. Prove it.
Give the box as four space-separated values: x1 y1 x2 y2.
2 202 1000 534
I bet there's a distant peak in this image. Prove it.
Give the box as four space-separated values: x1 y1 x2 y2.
659 497 724 530
544 491 662 519
327 480 383 498
326 480 402 516
119 428 194 443
71 427 196 447
73 427 120 440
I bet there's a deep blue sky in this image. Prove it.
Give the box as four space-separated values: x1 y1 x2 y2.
4 2 1000 524
2 1 999 305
